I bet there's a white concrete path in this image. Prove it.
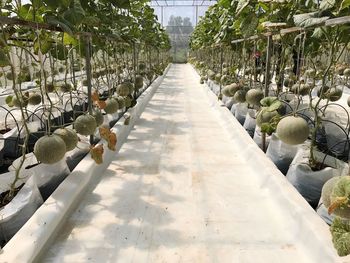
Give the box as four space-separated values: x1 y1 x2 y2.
42 64 340 263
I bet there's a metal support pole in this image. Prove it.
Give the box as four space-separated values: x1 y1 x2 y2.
264 34 272 97
70 45 76 88
84 35 93 144
195 6 198 25
219 47 223 97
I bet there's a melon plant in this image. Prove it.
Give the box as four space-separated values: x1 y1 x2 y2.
12 94 29 108
54 128 78 151
276 116 309 145
246 89 264 106
34 135 66 164
104 98 119 114
28 92 42 105
92 109 104 126
74 114 97 136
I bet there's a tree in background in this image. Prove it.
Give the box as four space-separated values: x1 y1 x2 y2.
166 15 193 62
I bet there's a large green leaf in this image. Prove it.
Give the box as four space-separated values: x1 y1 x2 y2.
293 12 329 27
236 0 250 15
63 0 85 26
340 0 350 10
319 0 336 11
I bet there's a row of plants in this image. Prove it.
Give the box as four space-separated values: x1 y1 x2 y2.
0 0 171 247
189 0 350 257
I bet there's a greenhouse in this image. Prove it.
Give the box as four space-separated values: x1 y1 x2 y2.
0 0 350 262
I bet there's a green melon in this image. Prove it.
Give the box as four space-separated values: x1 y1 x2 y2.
228 83 240 96
28 93 42 105
54 128 78 151
246 89 264 106
328 87 343 102
104 98 119 114
222 86 233 97
344 68 350 77
74 114 97 136
215 73 221 83
60 83 73 92
284 78 293 88
46 83 56 93
276 116 309 145
92 110 104 126
34 135 66 164
12 95 28 108
233 90 246 103
305 69 316 78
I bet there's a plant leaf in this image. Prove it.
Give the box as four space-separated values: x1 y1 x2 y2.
90 144 104 164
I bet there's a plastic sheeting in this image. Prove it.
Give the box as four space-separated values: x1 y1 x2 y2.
39 65 345 263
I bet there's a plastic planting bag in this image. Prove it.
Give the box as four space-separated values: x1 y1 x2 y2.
0 172 43 246
243 109 256 138
323 110 349 159
230 103 237 116
234 103 248 125
253 126 271 150
266 134 298 175
316 202 335 225
225 98 235 109
10 153 70 200
286 143 349 208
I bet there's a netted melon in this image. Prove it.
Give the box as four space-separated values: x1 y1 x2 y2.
28 92 42 105
124 96 132 108
329 176 350 219
207 70 216 80
322 176 342 208
6 72 14 80
222 86 233 97
117 82 132 96
74 114 97 136
215 73 221 83
92 109 104 126
104 98 119 114
54 128 78 151
276 116 309 145
246 89 264 106
139 63 146 71
115 96 125 108
233 90 246 103
34 135 66 164
228 83 240 96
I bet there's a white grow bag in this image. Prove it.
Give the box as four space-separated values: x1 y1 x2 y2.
286 143 349 207
0 172 43 246
234 103 248 125
243 109 256 138
266 133 298 175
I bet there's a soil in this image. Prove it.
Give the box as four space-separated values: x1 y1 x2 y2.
0 128 11 135
310 160 331 172
0 183 25 209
